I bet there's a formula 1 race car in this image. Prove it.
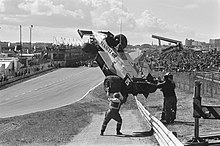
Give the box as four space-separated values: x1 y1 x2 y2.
77 29 157 101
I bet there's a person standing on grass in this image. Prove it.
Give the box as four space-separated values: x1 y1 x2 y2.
157 73 177 124
100 91 124 136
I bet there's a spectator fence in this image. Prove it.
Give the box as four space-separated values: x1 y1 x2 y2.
173 72 220 98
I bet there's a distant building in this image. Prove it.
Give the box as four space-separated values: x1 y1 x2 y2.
0 57 20 76
0 42 10 48
192 41 200 46
209 39 220 48
185 38 211 49
185 39 194 47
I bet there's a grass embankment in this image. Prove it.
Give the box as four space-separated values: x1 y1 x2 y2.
0 84 139 146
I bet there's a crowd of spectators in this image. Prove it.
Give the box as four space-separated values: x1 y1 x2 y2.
149 48 220 72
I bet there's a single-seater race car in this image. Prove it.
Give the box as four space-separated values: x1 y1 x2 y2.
77 29 157 102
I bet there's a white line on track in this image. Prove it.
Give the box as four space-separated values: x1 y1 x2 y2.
15 68 91 97
0 68 91 104
0 72 103 106
74 81 104 103
21 73 49 84
21 68 90 84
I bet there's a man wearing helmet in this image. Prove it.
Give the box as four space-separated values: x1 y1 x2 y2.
157 73 177 124
100 91 124 136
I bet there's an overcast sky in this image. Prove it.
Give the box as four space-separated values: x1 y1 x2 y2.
0 0 219 45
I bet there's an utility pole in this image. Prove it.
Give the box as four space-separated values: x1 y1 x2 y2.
0 27 2 53
20 25 22 55
29 25 33 53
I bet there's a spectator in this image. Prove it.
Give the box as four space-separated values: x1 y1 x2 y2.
149 48 220 72
157 73 177 124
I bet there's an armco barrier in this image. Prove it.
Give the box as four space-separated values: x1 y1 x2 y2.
134 96 184 146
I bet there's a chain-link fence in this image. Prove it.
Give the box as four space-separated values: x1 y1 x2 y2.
173 72 220 98
151 71 220 98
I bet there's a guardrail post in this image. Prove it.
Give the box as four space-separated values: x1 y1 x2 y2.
201 73 204 95
185 81 208 146
211 72 214 98
194 81 201 139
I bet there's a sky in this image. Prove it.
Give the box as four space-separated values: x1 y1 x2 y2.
0 0 219 45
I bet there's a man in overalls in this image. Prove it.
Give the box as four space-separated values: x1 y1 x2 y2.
100 92 124 136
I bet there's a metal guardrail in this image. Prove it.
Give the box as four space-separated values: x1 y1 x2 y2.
134 96 184 146
197 74 220 84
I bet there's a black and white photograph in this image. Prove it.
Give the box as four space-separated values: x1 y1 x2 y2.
0 0 220 145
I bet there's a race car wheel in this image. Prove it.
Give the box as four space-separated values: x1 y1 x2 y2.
106 35 117 47
82 43 98 54
104 75 123 93
114 34 127 50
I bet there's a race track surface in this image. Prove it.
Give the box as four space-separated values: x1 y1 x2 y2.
0 67 104 118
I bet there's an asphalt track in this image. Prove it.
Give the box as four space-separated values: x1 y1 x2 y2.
0 67 105 118
0 50 140 118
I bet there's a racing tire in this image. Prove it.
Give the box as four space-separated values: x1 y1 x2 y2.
104 75 123 93
106 35 117 48
114 34 127 50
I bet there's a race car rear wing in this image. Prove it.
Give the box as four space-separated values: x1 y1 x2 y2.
98 31 114 37
77 29 93 38
78 29 114 39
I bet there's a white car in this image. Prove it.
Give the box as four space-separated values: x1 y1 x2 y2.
78 29 157 101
